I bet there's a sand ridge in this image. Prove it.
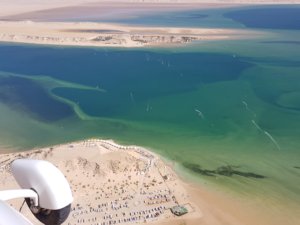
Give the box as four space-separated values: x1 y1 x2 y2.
0 21 263 48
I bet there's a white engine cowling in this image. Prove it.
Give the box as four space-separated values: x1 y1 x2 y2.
0 200 33 225
11 159 73 210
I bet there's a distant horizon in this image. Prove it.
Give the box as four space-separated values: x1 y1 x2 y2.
1 0 300 17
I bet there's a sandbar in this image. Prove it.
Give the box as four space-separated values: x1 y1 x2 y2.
0 21 263 48
0 0 293 48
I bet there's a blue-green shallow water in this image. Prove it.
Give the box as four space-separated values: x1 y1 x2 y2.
52 5 300 30
0 41 300 208
1 6 300 220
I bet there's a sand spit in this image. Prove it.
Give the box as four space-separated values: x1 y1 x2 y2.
0 21 260 48
1 1 300 18
0 139 202 225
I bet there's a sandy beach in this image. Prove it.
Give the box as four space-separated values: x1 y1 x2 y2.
0 21 261 48
0 0 297 48
2 139 300 225
0 139 293 225
0 139 201 225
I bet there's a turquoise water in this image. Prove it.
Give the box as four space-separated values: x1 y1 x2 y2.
0 6 300 217
56 5 300 30
63 7 243 28
84 9 239 28
224 6 300 30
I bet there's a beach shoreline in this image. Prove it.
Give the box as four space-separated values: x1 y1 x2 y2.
1 139 299 225
0 139 203 225
0 21 263 48
0 0 296 48
0 0 293 48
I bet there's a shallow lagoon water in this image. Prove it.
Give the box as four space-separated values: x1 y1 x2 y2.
0 6 300 221
59 5 300 30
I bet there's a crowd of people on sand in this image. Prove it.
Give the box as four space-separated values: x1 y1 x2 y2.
0 132 181 225
70 202 168 225
145 193 171 205
60 139 180 225
0 138 190 225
